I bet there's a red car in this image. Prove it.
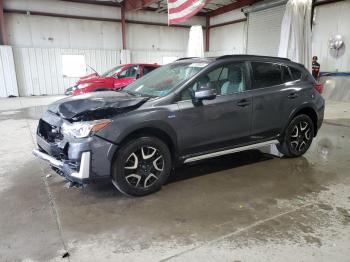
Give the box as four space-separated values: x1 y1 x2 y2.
65 63 159 95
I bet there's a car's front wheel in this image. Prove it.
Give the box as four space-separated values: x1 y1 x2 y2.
278 114 314 157
112 136 172 196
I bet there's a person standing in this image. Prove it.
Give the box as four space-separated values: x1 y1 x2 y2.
312 56 321 80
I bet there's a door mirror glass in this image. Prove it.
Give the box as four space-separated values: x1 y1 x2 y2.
194 87 217 101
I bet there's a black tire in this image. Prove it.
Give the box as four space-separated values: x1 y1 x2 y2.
278 114 314 158
92 88 110 92
112 136 172 196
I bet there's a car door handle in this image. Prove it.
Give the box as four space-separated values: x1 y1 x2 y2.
236 99 250 107
288 93 298 99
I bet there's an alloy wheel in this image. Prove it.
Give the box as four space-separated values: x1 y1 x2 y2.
290 121 312 152
124 146 164 189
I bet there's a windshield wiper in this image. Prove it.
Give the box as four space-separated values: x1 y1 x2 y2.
120 90 137 96
87 65 100 77
118 89 157 99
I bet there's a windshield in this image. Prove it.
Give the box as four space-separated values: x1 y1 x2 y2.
101 65 124 77
123 62 208 97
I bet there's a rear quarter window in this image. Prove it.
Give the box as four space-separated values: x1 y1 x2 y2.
282 65 293 82
290 67 303 80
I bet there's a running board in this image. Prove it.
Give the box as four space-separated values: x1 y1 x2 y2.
183 140 280 163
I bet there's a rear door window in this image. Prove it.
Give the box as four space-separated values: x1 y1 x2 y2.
251 62 283 89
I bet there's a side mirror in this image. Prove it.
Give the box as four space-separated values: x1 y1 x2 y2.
136 73 140 79
194 87 217 101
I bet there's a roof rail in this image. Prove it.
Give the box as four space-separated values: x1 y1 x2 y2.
216 55 238 60
175 57 200 61
216 54 291 62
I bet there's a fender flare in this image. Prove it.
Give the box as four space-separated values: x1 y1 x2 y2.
107 120 178 159
280 102 319 139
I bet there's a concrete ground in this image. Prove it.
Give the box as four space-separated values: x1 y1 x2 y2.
0 96 350 262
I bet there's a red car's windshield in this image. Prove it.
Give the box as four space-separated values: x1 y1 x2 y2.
101 66 124 77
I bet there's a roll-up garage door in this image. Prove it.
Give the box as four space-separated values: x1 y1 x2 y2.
246 4 286 56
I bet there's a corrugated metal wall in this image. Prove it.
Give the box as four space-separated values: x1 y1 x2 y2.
6 13 123 50
0 46 19 97
209 22 246 56
208 9 246 56
6 47 185 96
246 4 286 56
3 0 202 97
13 48 120 96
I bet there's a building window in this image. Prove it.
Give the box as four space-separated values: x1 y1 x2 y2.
62 55 86 77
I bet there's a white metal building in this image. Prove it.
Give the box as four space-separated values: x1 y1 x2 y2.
1 0 349 97
1 1 350 261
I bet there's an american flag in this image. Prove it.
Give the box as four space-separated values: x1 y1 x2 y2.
168 0 208 25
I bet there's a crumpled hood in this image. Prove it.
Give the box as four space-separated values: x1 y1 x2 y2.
48 91 148 120
76 73 98 84
77 76 110 85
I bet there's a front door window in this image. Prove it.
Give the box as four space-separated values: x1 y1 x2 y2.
118 66 139 79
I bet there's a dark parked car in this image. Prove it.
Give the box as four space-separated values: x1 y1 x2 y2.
33 55 325 196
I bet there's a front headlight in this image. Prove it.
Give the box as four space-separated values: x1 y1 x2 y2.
61 119 111 138
77 83 90 89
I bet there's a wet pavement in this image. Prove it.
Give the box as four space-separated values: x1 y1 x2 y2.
0 96 349 261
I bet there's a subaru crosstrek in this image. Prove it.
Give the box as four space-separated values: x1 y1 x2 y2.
33 55 325 196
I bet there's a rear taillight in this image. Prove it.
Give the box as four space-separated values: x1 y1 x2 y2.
314 83 324 94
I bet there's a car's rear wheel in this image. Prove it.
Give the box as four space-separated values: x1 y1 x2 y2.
278 114 314 157
112 136 172 196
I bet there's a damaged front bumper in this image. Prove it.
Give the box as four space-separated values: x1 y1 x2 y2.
33 149 91 184
33 110 118 185
33 131 117 185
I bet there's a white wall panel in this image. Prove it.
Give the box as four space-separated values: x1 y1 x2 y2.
4 0 122 20
13 48 120 96
0 46 19 97
209 22 246 56
131 50 186 65
6 14 123 50
312 1 350 72
126 24 190 52
210 9 246 26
